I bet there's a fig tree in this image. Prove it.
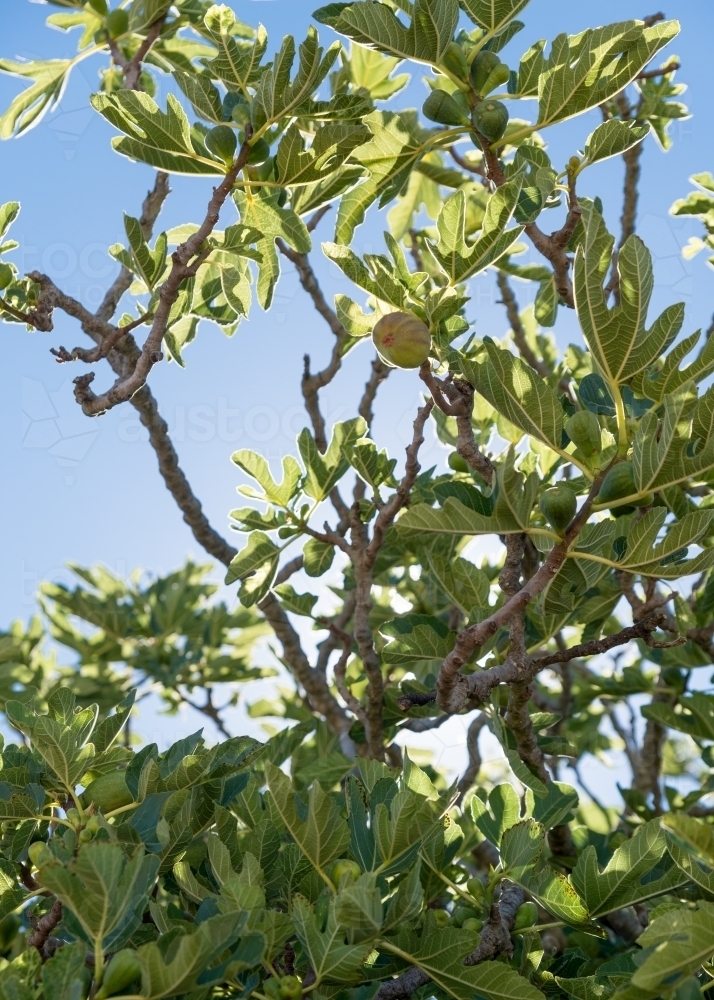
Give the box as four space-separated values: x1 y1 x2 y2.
372 312 431 369
331 859 361 885
279 976 302 1000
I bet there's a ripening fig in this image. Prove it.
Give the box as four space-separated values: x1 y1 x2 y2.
205 125 238 164
565 410 601 457
372 312 431 369
470 50 501 94
472 100 509 142
539 485 577 534
422 90 469 127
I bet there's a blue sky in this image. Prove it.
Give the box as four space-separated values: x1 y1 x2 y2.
1 0 713 790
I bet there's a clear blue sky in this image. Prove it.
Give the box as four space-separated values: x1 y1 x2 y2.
1 0 713 787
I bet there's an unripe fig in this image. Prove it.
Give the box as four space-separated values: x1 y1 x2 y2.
94 27 109 43
565 410 601 457
0 263 12 289
66 808 81 827
568 155 581 172
331 859 361 886
80 771 132 814
372 312 431 369
432 909 450 927
106 9 129 38
87 0 108 13
462 917 483 932
205 124 238 164
247 137 270 164
422 91 469 127
597 462 652 508
472 100 509 142
223 92 250 124
479 62 510 97
86 815 101 835
470 51 501 94
441 42 468 80
95 949 142 999
451 906 479 927
279 976 302 1000
448 452 469 473
539 485 577 534
79 827 94 842
466 877 484 903
28 841 52 867
513 901 538 930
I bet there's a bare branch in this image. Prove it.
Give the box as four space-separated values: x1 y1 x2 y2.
637 60 679 79
536 612 682 667
456 713 487 801
419 364 495 486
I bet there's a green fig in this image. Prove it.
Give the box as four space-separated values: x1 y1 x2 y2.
462 917 484 932
597 462 652 508
279 976 302 1000
0 263 12 290
513 901 538 930
205 124 238 164
441 41 468 80
448 452 469 473
223 92 250 125
247 137 270 164
94 27 109 43
372 312 431 369
331 859 361 886
451 906 479 927
80 770 132 814
566 410 602 457
432 909 450 927
472 100 509 142
106 8 129 38
422 90 469 127
539 485 577 534
95 949 142 999
466 877 484 903
27 842 52 868
479 62 510 97
88 0 108 13
470 50 501 94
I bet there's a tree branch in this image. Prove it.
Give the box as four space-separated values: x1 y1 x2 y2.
419 365 494 485
436 474 604 714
